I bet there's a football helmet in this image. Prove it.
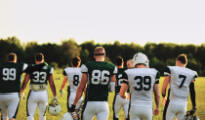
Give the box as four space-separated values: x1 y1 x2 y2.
48 98 61 116
61 112 74 120
133 52 149 67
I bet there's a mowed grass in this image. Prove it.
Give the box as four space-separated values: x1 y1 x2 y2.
15 69 205 120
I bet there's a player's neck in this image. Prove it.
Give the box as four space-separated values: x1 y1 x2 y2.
95 58 105 62
136 64 147 68
36 61 43 64
117 65 123 68
176 64 186 67
8 61 16 63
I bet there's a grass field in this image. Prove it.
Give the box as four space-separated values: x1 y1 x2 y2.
14 69 205 120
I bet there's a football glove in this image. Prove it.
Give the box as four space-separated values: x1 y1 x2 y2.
68 104 76 112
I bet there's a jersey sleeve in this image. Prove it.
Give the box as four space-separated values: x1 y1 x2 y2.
81 64 88 73
48 67 54 77
193 71 198 81
121 72 129 85
155 71 160 84
50 67 54 74
112 66 118 75
164 66 171 76
63 69 67 76
22 63 28 71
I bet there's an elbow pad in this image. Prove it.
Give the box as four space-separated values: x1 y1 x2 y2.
109 82 115 92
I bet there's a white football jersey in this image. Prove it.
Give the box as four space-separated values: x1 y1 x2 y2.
164 66 197 101
122 68 160 107
63 67 82 92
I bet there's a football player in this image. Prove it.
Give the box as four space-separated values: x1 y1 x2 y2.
120 52 160 120
126 59 134 68
113 57 130 120
21 53 57 120
162 54 197 120
60 57 83 119
0 53 45 120
69 47 117 120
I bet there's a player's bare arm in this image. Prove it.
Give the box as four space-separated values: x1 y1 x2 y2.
48 74 57 97
21 73 30 93
60 76 68 96
120 83 128 99
153 84 160 115
162 76 170 106
73 73 88 106
190 79 197 113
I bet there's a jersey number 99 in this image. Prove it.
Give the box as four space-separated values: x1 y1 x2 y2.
2 68 16 81
91 70 110 85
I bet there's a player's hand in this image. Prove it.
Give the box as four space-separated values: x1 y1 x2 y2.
68 104 76 112
125 93 130 100
153 108 159 115
162 97 167 106
59 90 63 97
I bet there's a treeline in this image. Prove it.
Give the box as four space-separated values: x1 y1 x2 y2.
0 37 205 76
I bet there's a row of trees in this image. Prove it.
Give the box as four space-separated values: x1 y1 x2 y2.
0 37 204 76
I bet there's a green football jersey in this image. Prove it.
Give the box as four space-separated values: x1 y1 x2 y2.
115 68 128 93
0 62 27 93
81 61 117 101
29 64 53 85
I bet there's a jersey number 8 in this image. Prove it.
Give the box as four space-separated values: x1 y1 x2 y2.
73 75 79 86
91 70 110 85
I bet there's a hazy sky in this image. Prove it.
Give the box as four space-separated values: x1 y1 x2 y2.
0 0 205 45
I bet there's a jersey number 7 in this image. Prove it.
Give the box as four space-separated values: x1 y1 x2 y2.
179 74 187 88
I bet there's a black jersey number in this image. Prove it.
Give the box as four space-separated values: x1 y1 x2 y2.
134 76 151 91
179 75 187 88
73 75 79 86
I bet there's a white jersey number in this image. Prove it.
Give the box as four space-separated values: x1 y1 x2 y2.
91 70 110 85
2 68 16 81
33 72 47 83
118 74 123 86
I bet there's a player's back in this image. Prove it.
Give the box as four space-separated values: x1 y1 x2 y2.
115 68 128 93
29 64 53 85
167 66 197 101
81 61 117 101
124 68 159 107
0 62 26 93
63 67 82 92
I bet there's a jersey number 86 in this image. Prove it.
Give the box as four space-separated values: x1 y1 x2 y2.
91 70 110 85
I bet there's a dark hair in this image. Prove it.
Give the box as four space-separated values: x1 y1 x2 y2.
8 53 17 62
115 56 124 66
177 54 188 64
72 57 81 67
35 53 44 62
